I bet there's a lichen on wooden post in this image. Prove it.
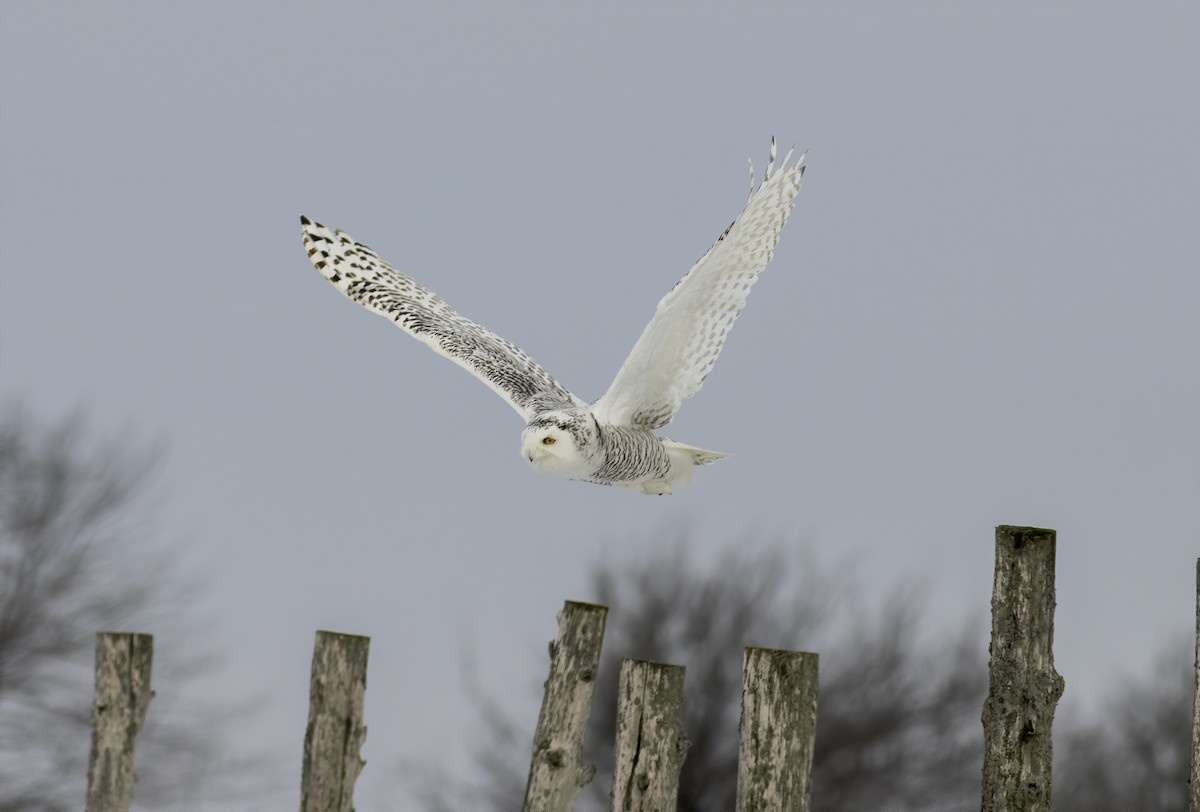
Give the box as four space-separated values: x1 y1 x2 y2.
611 659 689 812
735 647 818 812
1190 558 1200 812
523 600 608 812
86 632 154 812
300 630 370 812
981 525 1065 812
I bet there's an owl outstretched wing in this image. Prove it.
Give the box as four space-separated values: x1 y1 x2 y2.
591 140 806 430
300 216 585 420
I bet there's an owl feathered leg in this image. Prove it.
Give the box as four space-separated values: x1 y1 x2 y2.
624 440 729 495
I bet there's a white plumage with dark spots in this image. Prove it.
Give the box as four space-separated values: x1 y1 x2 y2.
300 140 806 494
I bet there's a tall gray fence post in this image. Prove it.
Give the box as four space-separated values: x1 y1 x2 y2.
300 631 370 812
1190 558 1200 812
523 600 608 812
611 659 689 811
981 525 1064 812
735 647 819 812
86 632 154 812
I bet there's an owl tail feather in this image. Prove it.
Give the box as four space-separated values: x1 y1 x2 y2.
663 440 731 468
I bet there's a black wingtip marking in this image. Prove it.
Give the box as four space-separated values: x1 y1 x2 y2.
300 214 311 226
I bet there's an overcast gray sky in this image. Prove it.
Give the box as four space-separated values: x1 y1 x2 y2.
3 1 1198 805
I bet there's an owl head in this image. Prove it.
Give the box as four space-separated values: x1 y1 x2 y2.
521 409 597 479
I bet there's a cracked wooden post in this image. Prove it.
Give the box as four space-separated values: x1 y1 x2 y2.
523 601 607 812
1190 558 1200 812
611 659 689 811
86 632 153 812
981 525 1064 812
300 631 369 812
735 647 818 812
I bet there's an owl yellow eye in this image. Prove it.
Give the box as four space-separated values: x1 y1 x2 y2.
542 436 556 445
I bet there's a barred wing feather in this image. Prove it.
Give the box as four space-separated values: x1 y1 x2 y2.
592 141 806 430
300 216 584 421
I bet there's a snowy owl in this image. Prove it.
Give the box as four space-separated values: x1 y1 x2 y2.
300 140 806 494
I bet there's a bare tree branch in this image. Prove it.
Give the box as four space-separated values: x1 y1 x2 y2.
409 536 987 810
0 405 278 809
403 536 1194 811
1056 644 1191 811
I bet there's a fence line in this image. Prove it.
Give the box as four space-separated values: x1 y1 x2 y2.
299 630 369 812
87 522 1196 810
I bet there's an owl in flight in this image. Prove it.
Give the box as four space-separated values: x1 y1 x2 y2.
301 140 805 494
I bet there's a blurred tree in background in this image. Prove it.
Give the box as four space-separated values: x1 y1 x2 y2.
418 539 987 809
0 406 271 810
1055 647 1191 811
417 540 1196 810
15 403 1189 809
580 544 987 810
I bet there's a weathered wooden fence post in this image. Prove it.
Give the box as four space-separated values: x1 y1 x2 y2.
611 659 689 811
1190 558 1200 812
735 647 819 812
300 630 370 812
523 600 608 812
86 632 153 812
981 525 1064 812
